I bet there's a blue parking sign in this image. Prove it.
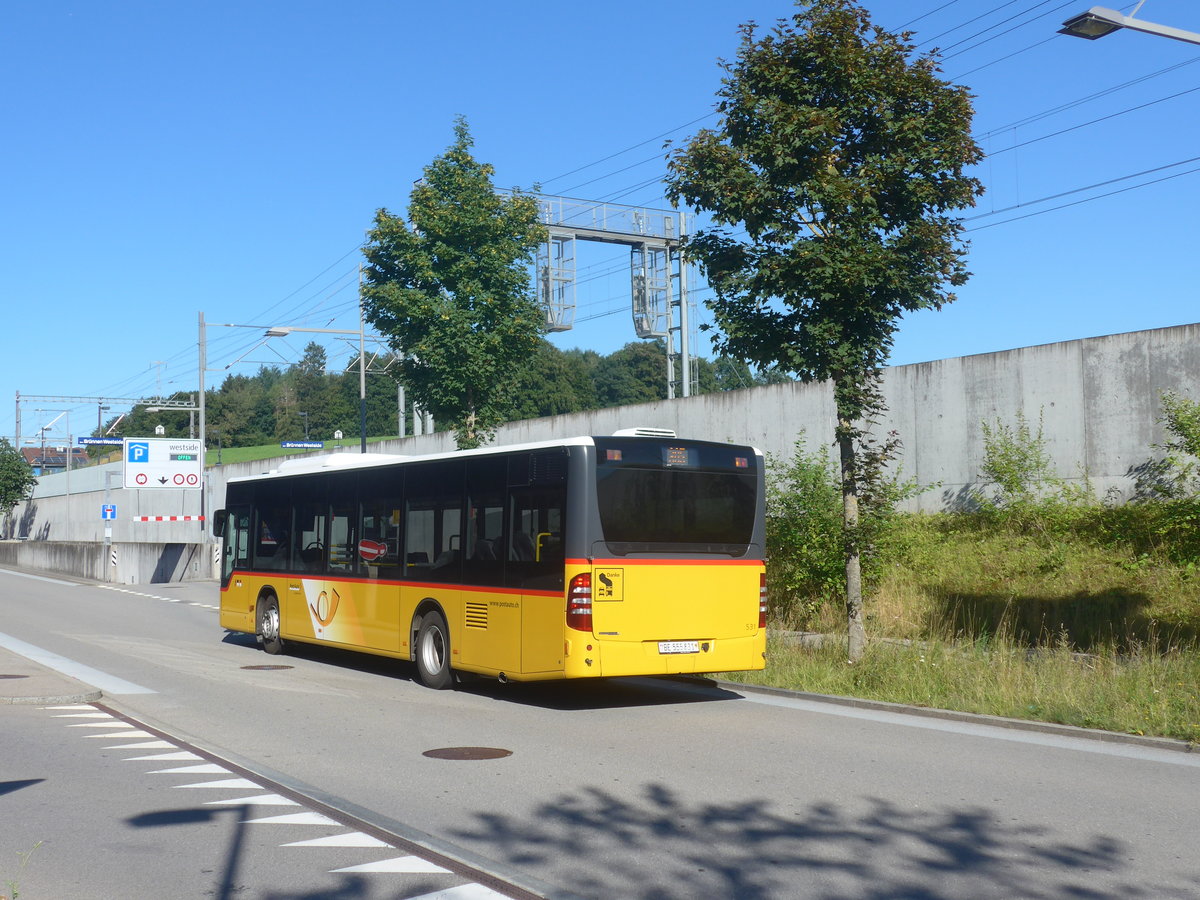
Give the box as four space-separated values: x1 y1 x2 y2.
127 441 150 463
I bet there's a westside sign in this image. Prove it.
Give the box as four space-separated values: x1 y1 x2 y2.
123 437 203 489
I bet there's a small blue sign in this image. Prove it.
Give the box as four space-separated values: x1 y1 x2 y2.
80 437 124 446
281 441 324 449
127 441 150 463
101 504 117 520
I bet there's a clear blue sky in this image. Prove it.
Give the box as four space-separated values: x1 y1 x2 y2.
3 1 1197 445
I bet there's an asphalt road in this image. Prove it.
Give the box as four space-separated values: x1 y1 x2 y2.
2 566 1198 899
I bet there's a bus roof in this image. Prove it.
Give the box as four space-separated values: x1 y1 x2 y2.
224 431 761 485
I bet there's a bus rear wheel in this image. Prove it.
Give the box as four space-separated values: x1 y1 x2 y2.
415 611 452 690
258 595 285 656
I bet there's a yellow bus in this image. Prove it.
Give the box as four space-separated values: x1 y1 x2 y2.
214 431 766 688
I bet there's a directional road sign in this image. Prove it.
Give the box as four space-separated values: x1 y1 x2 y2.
123 437 203 489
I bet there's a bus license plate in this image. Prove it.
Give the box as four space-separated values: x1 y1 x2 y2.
658 640 700 655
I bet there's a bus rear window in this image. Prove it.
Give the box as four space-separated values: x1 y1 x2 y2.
593 440 758 554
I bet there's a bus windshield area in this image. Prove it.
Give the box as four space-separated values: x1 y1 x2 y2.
593 438 758 555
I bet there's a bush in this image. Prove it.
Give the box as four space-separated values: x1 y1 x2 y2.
765 440 845 624
765 433 918 625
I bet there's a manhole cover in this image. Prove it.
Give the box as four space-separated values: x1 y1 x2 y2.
0 674 29 680
422 747 513 760
240 665 294 671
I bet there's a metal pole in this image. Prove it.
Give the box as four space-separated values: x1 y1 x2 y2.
398 384 406 439
678 212 691 398
103 470 115 583
358 265 368 453
198 312 207 540
64 412 70 534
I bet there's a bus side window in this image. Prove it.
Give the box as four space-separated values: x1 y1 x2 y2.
404 461 464 584
359 498 402 578
327 473 357 575
463 456 506 586
507 486 565 591
296 499 327 573
251 480 293 571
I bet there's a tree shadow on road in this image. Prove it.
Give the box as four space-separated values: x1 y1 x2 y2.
453 783 1198 899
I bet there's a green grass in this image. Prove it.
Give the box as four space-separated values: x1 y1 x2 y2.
737 507 1200 743
723 634 1200 743
205 436 400 467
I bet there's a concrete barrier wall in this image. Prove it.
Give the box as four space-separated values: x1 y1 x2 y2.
0 540 213 584
4 322 1197 582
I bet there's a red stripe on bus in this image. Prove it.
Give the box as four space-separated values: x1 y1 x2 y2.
566 558 763 567
224 570 560 597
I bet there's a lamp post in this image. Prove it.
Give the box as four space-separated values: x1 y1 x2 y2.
34 408 71 528
262 322 367 452
1060 5 1200 45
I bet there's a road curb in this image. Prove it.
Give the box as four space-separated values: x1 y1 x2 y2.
2 688 104 706
708 677 1197 754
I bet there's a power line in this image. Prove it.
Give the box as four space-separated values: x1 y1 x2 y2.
987 84 1200 156
940 1 1078 60
897 0 968 31
916 0 1031 48
966 154 1200 230
539 113 715 186
976 53 1200 137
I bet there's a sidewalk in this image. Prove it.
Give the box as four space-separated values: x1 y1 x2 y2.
0 646 102 705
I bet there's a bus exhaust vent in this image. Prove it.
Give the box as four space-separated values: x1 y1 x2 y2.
613 427 677 438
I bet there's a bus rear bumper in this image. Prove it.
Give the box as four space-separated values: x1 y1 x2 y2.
564 633 766 678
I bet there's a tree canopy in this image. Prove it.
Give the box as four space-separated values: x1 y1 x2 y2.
361 118 547 449
666 0 982 660
0 438 38 514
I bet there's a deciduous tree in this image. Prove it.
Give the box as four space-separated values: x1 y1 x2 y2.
362 118 547 449
666 0 982 660
0 439 38 514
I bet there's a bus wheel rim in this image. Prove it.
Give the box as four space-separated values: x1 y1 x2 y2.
263 605 279 641
422 626 445 673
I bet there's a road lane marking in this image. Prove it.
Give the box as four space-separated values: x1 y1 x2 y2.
284 833 391 848
0 568 78 586
243 811 342 826
204 794 300 807
174 777 261 790
332 855 452 874
0 632 156 694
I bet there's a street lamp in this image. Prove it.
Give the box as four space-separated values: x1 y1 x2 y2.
1060 5 1200 45
259 320 367 453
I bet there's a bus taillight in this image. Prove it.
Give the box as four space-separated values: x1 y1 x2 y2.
759 573 768 629
567 573 593 632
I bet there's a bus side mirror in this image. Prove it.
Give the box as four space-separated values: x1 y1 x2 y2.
212 509 226 538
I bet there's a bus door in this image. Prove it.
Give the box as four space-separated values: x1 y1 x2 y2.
218 506 252 632
293 484 369 648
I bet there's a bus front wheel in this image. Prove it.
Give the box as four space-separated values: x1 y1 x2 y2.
258 595 285 656
415 611 453 690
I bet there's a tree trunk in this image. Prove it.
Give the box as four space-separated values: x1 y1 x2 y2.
838 421 867 663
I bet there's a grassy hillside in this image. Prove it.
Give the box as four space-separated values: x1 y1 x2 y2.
730 508 1200 743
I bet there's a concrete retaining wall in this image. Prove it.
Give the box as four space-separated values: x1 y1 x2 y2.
0 540 213 584
4 322 1197 583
